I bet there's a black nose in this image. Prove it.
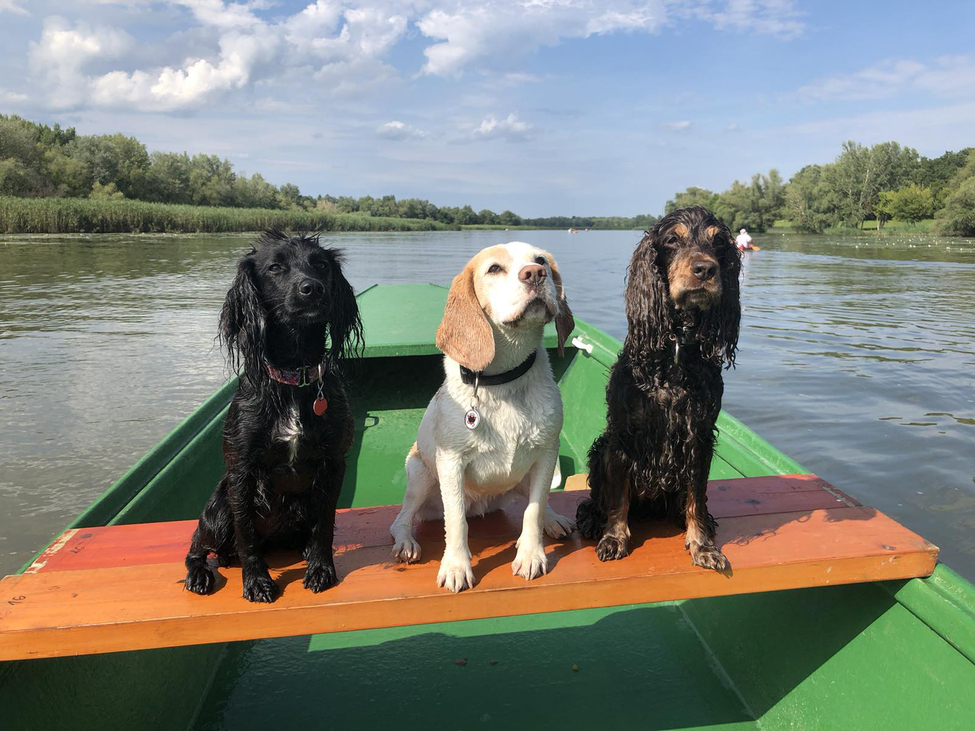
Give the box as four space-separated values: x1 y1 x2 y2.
691 260 717 281
298 278 325 297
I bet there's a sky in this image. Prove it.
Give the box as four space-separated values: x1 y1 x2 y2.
1 0 974 217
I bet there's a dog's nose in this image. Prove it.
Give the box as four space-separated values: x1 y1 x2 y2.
298 278 325 297
691 260 718 281
519 264 547 286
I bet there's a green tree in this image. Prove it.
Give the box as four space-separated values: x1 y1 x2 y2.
145 152 193 204
89 181 125 200
934 177 975 236
498 210 522 226
783 165 833 233
665 186 716 213
876 184 935 225
65 134 151 200
188 154 237 207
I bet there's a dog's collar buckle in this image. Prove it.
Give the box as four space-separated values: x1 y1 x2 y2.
265 361 327 387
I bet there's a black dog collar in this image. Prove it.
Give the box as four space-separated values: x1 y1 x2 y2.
459 350 538 386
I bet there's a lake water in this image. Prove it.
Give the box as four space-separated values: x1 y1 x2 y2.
1 229 974 580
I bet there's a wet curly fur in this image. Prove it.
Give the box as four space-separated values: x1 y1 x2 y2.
183 230 363 602
576 207 741 570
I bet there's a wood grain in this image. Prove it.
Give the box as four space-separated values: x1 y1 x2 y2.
0 475 938 661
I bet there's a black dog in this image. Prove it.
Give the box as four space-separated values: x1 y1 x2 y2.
184 230 363 602
577 207 741 570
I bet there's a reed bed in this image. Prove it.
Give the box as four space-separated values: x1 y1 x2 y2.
0 197 454 234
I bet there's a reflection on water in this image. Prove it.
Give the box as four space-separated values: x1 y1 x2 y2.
1 230 973 578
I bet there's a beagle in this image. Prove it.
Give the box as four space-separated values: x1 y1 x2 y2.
390 242 576 592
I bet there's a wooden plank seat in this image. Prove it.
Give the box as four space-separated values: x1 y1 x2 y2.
0 474 937 662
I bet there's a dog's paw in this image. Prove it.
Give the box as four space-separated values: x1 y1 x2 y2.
595 534 630 562
184 564 215 595
303 562 338 593
575 499 605 541
544 509 575 539
242 571 279 603
512 541 548 581
391 534 422 563
437 553 475 593
688 542 730 572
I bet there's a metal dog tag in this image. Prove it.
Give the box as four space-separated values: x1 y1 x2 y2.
465 374 481 429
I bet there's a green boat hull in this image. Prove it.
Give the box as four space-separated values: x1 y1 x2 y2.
3 284 973 730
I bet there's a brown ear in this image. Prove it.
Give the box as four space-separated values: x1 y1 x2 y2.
549 258 575 356
436 263 495 371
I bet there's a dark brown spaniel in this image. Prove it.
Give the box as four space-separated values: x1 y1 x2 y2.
577 206 741 570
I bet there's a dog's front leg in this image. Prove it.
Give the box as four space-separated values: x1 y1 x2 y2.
303 460 343 593
436 454 475 592
684 480 729 572
512 447 559 581
228 467 279 603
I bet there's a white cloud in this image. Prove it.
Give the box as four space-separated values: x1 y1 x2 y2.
173 0 262 30
794 55 975 103
21 1 808 111
660 120 692 132
0 89 29 103
376 120 426 140
417 0 804 77
0 0 28 15
28 17 135 108
89 30 280 110
704 0 804 39
472 113 535 141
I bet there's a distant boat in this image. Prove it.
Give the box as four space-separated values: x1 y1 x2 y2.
568 228 579 233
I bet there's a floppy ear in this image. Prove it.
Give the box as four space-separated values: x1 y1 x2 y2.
326 251 364 365
624 229 673 360
548 257 575 355
219 251 266 379
716 228 742 368
436 263 495 372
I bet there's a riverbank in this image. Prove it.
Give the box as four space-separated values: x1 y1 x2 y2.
0 196 455 234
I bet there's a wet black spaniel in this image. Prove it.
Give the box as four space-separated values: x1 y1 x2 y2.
577 207 741 570
184 230 363 602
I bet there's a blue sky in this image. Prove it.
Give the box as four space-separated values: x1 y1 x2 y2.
2 1 974 216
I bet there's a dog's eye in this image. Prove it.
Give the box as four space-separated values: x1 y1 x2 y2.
534 256 546 266
268 263 283 273
487 263 504 274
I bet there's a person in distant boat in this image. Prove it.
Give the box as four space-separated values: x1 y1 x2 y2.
735 228 754 251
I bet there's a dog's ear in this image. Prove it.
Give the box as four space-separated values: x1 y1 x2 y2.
716 227 742 368
437 262 494 371
547 256 575 355
326 251 364 365
625 229 672 358
219 250 266 378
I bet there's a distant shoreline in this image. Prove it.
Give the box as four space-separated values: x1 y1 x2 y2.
0 196 648 235
0 196 941 236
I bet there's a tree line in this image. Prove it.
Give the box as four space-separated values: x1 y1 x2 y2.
665 141 975 236
0 114 654 230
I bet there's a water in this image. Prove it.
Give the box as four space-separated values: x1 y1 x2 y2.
1 230 973 580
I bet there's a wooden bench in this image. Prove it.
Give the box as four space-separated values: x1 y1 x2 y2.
0 474 937 662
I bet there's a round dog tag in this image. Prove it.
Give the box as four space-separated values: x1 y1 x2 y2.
465 407 480 430
313 397 328 416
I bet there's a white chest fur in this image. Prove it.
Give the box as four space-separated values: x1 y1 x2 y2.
274 406 303 465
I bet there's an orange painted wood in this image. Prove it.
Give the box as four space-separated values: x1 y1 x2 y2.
26 474 856 574
0 475 938 661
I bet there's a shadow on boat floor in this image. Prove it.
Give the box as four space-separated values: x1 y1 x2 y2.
190 585 893 731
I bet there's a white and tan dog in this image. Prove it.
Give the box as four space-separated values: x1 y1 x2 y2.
390 242 576 592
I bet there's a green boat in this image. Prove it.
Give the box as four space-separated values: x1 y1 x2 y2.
2 283 974 730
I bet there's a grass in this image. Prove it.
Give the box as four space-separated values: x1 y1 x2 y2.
0 196 456 234
770 218 936 235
